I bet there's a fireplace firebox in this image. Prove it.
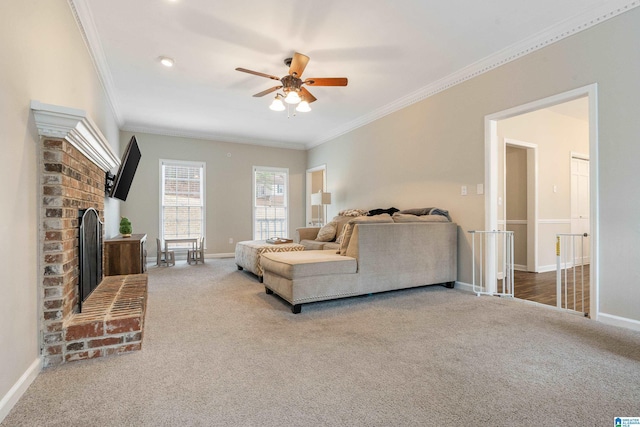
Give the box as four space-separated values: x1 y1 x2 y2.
78 208 103 310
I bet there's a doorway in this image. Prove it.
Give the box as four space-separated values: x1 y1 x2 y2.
504 140 537 273
485 84 598 318
305 165 326 226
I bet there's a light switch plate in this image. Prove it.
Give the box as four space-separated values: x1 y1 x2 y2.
477 183 484 195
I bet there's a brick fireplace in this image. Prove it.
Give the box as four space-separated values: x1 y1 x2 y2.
33 101 148 367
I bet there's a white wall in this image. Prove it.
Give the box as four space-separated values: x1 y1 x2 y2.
0 0 120 419
119 132 307 255
308 8 640 323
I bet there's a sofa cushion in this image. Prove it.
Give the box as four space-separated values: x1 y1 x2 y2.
261 250 357 279
315 221 337 242
339 214 394 255
300 239 327 250
392 213 450 223
333 215 355 243
300 240 341 251
322 242 340 251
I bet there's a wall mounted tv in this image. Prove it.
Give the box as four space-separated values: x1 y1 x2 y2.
109 135 141 201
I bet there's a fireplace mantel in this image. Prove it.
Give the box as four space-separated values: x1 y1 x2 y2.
31 100 119 172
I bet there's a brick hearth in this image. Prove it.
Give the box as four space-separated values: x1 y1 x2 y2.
40 138 147 366
65 274 147 363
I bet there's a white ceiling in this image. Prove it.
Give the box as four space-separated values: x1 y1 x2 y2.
73 0 631 149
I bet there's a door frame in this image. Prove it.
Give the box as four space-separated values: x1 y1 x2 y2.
484 83 599 319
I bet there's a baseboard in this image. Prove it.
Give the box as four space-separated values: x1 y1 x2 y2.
146 252 235 263
0 357 41 423
537 264 557 273
537 262 591 274
454 281 474 293
597 312 640 332
514 264 527 272
206 253 234 259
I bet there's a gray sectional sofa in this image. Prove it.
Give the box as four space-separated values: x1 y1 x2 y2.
261 215 458 313
295 213 356 251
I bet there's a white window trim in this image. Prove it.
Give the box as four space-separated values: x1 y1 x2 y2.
159 159 206 246
252 166 289 240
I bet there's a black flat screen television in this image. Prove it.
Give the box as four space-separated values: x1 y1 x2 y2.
110 135 141 201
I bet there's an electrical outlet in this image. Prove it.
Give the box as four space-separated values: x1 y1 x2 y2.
461 185 467 196
228 238 233 244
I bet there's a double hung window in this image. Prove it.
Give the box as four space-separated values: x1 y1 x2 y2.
253 167 288 240
160 160 205 246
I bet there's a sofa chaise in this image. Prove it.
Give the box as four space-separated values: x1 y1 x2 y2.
260 214 457 313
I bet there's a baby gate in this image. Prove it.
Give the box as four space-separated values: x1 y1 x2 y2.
469 230 514 297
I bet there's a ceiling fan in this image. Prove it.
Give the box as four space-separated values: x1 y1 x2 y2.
236 52 348 112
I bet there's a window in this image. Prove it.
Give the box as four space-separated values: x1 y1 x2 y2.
160 160 205 246
253 167 288 240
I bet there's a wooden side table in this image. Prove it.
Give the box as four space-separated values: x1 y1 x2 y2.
104 234 147 276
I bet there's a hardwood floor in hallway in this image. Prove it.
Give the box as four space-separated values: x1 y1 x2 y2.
514 265 590 316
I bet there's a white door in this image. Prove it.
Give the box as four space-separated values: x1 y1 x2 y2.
571 157 590 263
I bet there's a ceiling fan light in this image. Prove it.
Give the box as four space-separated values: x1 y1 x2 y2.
269 95 285 111
284 90 301 104
159 56 174 67
296 100 311 112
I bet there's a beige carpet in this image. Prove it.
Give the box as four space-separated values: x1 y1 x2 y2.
3 258 640 426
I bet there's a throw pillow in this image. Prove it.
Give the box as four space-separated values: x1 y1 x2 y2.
392 213 449 223
338 208 368 217
334 215 357 243
315 221 337 242
339 213 394 255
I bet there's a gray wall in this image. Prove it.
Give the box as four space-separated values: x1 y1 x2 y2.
0 0 120 414
308 7 640 322
119 132 307 254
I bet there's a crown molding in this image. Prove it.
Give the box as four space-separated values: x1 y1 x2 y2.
31 100 120 172
67 0 124 127
307 0 640 149
120 125 307 151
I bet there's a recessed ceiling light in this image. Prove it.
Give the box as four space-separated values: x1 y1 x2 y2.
159 56 174 67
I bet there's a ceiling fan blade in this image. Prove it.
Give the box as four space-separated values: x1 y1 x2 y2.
236 67 281 81
252 86 282 97
304 77 348 86
300 87 317 103
288 52 310 77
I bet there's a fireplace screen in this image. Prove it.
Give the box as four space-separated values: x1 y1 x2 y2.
79 208 103 310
